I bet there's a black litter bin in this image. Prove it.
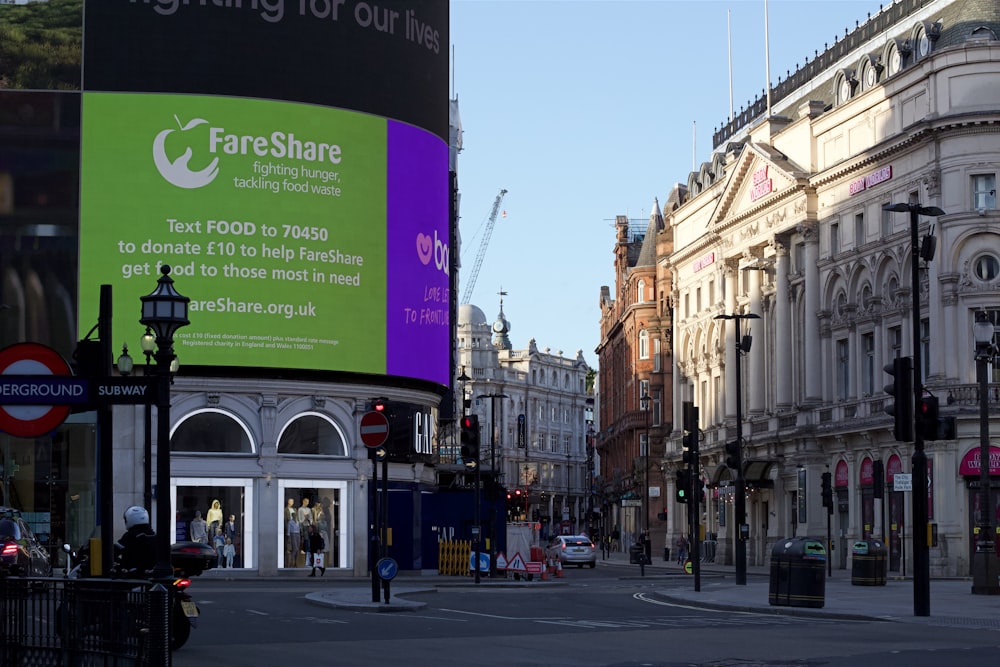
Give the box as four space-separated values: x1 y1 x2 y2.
851 539 887 586
629 543 648 565
769 537 827 608
663 547 670 562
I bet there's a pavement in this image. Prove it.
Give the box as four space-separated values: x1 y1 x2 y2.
304 549 1000 628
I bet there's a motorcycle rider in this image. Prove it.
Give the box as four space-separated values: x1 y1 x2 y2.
118 505 157 576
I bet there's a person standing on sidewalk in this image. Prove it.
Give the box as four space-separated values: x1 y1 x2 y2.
675 534 689 564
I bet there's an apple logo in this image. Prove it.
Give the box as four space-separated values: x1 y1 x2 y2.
416 233 433 265
153 115 220 189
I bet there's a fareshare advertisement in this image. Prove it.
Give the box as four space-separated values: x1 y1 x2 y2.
78 92 449 385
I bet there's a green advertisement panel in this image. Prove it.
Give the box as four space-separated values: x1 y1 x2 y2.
79 93 388 373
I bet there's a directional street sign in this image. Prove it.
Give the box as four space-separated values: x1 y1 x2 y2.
359 410 389 448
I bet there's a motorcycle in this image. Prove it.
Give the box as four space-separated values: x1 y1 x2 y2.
61 539 214 651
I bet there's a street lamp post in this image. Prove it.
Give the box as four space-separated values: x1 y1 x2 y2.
883 201 945 616
479 391 507 577
139 265 190 581
972 311 1000 595
640 393 651 551
714 311 760 586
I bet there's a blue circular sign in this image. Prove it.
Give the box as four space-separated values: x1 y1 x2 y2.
376 557 398 581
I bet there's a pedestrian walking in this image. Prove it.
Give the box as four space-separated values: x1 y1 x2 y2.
307 524 326 577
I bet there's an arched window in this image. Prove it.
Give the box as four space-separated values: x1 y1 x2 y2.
172 409 253 453
637 279 646 303
639 329 649 359
277 413 347 456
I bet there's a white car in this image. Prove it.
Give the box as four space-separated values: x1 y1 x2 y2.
545 535 596 568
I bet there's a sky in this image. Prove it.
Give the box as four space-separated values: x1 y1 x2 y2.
451 0 880 367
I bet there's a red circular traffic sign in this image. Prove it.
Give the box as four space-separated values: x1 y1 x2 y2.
359 410 389 448
0 343 74 438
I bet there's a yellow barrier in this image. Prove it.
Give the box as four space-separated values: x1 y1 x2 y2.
437 539 473 576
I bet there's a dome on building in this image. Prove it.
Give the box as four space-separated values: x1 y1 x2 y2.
458 303 488 326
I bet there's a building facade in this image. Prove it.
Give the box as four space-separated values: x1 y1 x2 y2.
456 301 593 541
661 0 999 577
596 203 676 556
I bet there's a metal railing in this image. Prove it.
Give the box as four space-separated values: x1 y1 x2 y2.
1 575 162 667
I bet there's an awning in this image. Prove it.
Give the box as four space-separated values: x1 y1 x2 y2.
708 460 776 487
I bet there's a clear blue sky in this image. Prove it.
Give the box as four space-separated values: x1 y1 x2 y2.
451 0 878 367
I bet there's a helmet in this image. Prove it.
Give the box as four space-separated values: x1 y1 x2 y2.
124 505 150 529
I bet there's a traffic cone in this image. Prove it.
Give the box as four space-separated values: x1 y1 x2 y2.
540 563 549 580
555 559 564 578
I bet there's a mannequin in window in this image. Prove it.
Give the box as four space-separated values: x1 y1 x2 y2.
297 497 314 532
189 511 208 544
206 499 223 536
285 498 299 567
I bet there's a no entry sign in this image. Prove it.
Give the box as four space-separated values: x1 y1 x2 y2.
359 410 389 448
0 343 75 438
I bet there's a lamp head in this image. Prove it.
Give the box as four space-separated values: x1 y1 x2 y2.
139 265 190 345
973 311 994 347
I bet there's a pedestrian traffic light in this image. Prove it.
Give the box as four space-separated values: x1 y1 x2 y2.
883 356 914 441
821 471 833 512
724 440 741 470
675 469 690 504
917 395 941 441
460 415 480 462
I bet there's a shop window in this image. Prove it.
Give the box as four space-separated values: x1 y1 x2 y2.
277 413 347 456
279 483 346 570
174 480 252 569
172 410 253 453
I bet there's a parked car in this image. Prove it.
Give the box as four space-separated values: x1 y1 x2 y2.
0 507 52 577
545 534 596 568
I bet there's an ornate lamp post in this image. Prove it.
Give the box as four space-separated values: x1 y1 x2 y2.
972 311 1000 594
882 201 945 616
139 265 190 580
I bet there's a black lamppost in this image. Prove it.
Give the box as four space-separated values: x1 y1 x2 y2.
714 311 759 586
140 265 190 580
882 201 944 616
140 328 156 512
972 311 1000 595
478 391 507 577
639 392 651 542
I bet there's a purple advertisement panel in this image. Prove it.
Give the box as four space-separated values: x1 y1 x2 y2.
386 121 449 386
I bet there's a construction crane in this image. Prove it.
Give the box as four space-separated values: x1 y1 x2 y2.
461 188 507 304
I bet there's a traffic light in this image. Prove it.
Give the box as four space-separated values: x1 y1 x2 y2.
883 356 914 442
460 415 480 462
675 469 690 504
682 431 696 465
725 440 741 470
917 395 938 441
821 471 833 513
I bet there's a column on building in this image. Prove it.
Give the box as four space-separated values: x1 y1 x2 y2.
723 261 738 419
774 240 793 409
748 260 765 414
802 224 822 402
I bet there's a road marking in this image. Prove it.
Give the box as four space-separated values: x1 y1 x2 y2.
633 592 758 614
246 609 270 616
439 608 568 621
405 614 472 622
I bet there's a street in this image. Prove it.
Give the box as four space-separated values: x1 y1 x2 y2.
172 566 1000 667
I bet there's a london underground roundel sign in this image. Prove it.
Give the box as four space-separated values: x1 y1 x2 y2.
0 343 74 438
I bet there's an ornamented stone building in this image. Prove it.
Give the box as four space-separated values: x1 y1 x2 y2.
658 0 1000 577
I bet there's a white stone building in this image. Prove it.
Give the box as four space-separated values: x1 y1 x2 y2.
457 301 594 539
664 0 1000 577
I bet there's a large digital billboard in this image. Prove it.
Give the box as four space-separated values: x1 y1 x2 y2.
69 0 450 386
